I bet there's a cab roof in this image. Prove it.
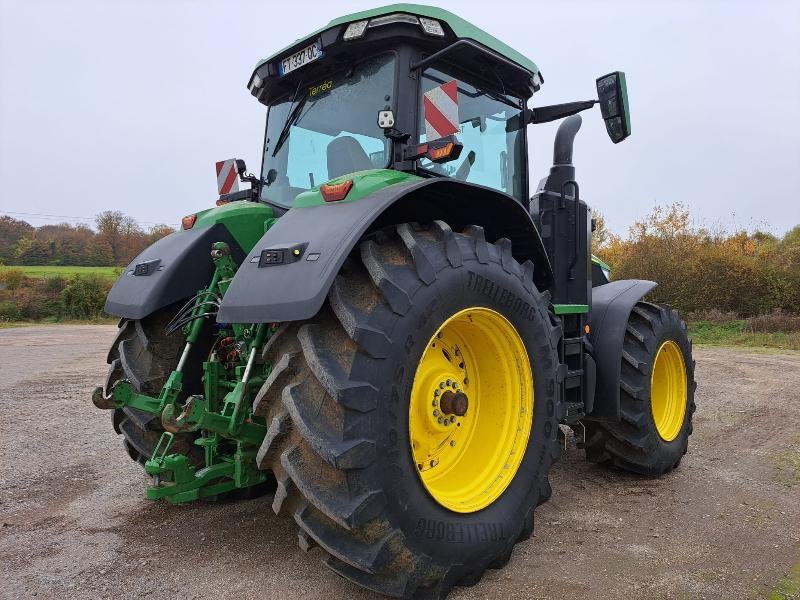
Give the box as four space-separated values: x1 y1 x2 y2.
254 4 541 83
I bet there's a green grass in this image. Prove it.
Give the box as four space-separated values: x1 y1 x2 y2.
767 561 800 599
0 317 116 328
688 320 800 351
9 265 121 280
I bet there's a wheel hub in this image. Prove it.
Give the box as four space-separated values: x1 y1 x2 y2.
440 389 468 416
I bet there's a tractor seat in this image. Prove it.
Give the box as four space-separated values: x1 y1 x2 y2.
327 136 373 180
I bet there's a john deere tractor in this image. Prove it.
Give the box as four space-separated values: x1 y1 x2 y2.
93 5 696 597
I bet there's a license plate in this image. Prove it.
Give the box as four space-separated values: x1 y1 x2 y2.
279 41 323 76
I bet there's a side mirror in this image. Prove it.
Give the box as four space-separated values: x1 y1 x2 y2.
596 71 631 143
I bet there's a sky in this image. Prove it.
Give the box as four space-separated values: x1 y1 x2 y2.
1 0 798 236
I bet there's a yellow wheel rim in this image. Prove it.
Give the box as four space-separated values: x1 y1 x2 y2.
408 307 533 513
650 340 687 442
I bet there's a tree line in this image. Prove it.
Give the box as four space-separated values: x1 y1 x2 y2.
594 204 800 317
0 212 174 267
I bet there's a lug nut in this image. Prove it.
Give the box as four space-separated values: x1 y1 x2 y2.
437 417 444 424
446 379 452 387
449 415 456 423
453 382 459 389
433 409 440 417
432 399 438 407
439 382 445 389
450 440 456 447
434 389 440 397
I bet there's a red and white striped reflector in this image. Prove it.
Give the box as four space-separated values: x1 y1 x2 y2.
423 80 459 141
215 159 240 195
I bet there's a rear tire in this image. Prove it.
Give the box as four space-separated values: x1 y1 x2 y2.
253 221 561 598
585 302 696 476
104 305 211 466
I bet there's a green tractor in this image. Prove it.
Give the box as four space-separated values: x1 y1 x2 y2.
93 4 696 597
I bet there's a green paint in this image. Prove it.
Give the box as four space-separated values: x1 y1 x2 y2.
100 244 274 504
292 168 421 208
255 4 540 79
144 433 266 503
618 71 632 137
553 304 589 315
591 254 611 272
192 201 274 254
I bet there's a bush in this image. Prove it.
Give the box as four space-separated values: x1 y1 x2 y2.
60 275 112 319
746 310 800 333
0 300 21 321
0 267 27 291
597 204 799 318
0 286 59 320
43 275 67 294
685 309 738 324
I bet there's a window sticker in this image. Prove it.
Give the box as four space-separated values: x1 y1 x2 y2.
309 79 334 97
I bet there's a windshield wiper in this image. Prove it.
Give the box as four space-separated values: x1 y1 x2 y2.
271 91 309 157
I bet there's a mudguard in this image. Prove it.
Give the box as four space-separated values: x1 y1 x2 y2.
587 279 657 421
216 178 552 324
105 223 245 320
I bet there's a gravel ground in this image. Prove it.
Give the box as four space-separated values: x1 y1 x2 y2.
1 325 798 599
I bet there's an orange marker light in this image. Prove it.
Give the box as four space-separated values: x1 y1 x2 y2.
320 179 354 202
427 142 456 162
182 214 197 230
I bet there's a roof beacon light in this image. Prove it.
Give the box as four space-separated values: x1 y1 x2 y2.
368 13 420 28
418 17 445 36
320 179 354 202
343 20 368 41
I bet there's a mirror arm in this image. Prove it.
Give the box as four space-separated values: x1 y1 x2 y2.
528 100 597 124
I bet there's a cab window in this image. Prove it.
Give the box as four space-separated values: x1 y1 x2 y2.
418 66 525 201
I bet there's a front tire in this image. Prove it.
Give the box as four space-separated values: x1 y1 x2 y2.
253 221 561 598
585 302 697 475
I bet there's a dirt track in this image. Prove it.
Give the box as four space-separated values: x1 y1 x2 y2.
1 325 798 599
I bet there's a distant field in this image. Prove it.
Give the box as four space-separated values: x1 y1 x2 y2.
688 320 800 351
11 266 120 280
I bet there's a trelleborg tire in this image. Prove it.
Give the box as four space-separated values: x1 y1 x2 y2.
584 302 697 476
252 221 561 598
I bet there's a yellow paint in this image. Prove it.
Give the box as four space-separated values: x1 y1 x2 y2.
650 340 688 441
408 307 533 512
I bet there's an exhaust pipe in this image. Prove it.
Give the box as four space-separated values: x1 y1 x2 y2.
553 114 582 167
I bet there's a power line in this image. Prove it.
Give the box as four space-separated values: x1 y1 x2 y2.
0 210 171 227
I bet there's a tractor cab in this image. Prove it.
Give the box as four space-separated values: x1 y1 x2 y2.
247 5 542 208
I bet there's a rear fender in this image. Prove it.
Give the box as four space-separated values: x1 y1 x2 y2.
104 223 246 320
587 279 657 421
216 178 553 324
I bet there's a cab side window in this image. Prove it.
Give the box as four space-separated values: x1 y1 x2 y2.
418 66 525 201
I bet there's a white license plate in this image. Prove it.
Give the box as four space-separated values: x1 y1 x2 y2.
279 41 323 76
